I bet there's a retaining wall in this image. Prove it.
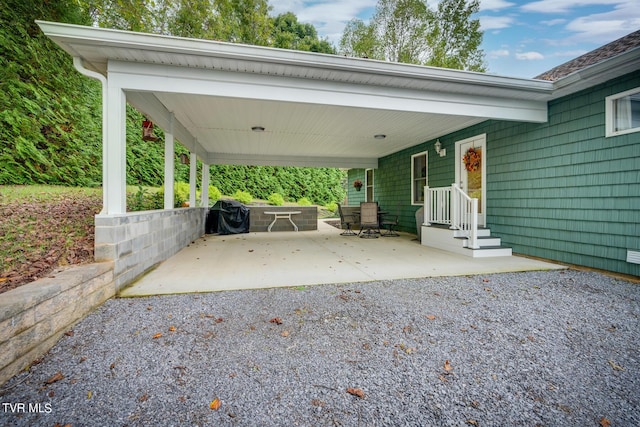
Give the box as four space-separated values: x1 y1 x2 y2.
0 262 114 386
248 206 317 232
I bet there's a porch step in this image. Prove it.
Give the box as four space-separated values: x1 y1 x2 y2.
422 224 512 258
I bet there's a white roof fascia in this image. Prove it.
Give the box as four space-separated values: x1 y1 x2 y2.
36 20 554 101
108 60 549 123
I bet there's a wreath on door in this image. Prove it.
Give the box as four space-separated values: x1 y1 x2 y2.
463 147 481 172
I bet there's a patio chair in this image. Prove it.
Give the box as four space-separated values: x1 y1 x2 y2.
381 207 399 237
337 203 357 236
358 202 380 238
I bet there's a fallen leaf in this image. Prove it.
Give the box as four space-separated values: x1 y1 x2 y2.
64 330 74 337
210 398 222 410
466 420 479 426
45 371 64 384
270 317 283 325
608 360 624 371
215 317 224 323
153 333 163 339
444 360 453 372
484 287 492 292
426 315 437 320
600 417 611 427
169 326 176 332
87 390 93 399
281 330 290 337
139 393 148 402
482 278 490 283
311 399 326 407
346 388 365 398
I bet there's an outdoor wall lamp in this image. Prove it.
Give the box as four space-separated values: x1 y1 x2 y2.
434 139 446 157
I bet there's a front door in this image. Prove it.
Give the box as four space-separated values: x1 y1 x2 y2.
455 134 486 226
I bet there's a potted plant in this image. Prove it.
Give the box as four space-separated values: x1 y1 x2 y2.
353 179 363 191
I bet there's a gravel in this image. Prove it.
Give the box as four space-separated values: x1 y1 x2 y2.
1 269 639 426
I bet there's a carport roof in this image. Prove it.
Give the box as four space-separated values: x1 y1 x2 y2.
37 20 559 168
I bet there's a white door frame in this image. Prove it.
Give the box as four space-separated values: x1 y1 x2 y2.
455 134 487 227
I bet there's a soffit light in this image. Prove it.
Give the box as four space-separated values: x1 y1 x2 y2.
251 126 265 132
374 134 386 139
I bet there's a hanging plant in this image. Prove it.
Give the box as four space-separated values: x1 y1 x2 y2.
463 147 481 172
353 179 363 191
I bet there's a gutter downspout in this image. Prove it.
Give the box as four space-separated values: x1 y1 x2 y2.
72 57 108 214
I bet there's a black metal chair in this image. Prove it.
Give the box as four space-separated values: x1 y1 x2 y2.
337 204 357 236
358 202 380 238
381 207 399 237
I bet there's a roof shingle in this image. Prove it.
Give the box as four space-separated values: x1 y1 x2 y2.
534 30 640 81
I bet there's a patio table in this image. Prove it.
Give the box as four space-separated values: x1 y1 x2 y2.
264 211 301 232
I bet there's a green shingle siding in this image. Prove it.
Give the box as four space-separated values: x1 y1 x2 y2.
350 70 639 276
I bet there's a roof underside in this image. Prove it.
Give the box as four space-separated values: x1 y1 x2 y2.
38 21 562 168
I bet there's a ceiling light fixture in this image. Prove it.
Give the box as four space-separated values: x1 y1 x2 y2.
374 134 386 139
251 126 265 132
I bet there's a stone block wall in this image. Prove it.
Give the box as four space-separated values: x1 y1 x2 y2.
248 206 317 232
94 207 206 291
0 263 114 386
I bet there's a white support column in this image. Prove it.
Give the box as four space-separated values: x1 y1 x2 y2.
105 83 127 214
201 164 210 208
189 152 197 207
164 114 175 210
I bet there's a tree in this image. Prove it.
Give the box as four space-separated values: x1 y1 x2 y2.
271 12 335 54
373 0 432 64
339 18 379 59
0 0 103 186
427 0 485 71
339 0 485 71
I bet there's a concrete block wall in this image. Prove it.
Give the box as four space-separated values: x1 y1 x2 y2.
248 206 318 232
0 262 114 386
95 207 206 291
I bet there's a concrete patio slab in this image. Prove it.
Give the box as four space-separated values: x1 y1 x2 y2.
119 220 565 297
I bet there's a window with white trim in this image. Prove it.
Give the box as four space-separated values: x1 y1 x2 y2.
365 168 374 202
606 87 640 137
411 151 427 205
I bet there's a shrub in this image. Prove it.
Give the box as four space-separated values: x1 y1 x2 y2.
297 197 312 206
174 182 191 207
325 201 338 213
208 185 222 203
233 190 253 204
268 193 284 206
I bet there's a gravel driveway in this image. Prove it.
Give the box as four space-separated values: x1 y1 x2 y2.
1 269 638 426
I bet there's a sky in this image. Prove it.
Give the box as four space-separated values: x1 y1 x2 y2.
270 0 640 79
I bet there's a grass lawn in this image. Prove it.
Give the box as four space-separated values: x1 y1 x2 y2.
0 185 338 293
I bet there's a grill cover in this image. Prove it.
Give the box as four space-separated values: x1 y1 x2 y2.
206 200 250 234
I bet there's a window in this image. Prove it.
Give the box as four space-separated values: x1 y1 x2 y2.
411 151 427 205
365 169 374 201
606 87 640 137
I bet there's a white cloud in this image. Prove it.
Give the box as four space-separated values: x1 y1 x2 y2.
516 51 545 60
480 0 516 11
479 15 516 31
540 19 566 26
488 49 510 58
521 0 621 14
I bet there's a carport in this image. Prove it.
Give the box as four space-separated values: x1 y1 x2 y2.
37 21 555 291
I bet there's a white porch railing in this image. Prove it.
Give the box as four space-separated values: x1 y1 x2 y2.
424 183 479 249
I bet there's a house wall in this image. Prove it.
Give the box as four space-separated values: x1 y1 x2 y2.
347 169 367 206
349 70 640 276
